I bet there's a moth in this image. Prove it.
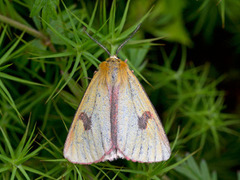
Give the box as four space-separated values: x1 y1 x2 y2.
64 25 171 164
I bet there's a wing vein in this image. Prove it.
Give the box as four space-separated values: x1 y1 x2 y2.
126 74 143 159
90 82 105 160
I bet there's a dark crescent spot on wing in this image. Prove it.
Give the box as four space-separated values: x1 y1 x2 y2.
138 111 152 130
79 112 92 131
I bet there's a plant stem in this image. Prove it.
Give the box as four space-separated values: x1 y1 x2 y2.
0 14 57 52
0 14 47 41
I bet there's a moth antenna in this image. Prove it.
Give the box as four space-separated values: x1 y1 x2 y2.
83 27 111 56
116 23 141 55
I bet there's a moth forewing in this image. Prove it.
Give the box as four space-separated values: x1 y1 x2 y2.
64 71 112 164
116 67 171 162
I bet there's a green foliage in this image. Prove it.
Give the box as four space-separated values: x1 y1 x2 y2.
175 155 217 180
0 0 239 179
148 46 239 153
0 122 52 179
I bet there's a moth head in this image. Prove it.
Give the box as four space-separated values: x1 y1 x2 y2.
109 55 118 60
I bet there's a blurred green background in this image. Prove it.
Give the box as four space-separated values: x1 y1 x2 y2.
0 0 239 179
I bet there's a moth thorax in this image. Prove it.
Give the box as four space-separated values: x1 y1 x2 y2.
99 57 128 86
106 57 122 85
109 67 120 83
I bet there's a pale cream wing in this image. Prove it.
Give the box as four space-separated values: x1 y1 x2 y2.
64 72 111 164
117 69 171 162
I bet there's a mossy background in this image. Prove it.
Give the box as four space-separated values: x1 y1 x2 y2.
0 0 240 179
